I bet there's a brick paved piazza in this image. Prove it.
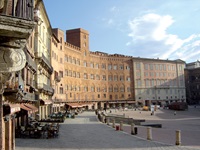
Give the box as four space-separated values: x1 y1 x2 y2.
111 106 200 149
16 110 200 150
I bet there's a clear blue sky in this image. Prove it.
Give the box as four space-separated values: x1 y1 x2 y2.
43 0 200 63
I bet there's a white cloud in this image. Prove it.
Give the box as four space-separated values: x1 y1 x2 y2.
110 6 116 12
108 19 114 25
127 13 200 62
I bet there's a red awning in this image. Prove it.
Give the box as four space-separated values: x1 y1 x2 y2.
66 103 94 108
66 103 83 108
9 104 21 114
24 104 38 113
40 99 53 105
3 104 20 115
20 104 34 114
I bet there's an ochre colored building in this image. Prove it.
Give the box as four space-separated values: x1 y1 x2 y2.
52 28 186 109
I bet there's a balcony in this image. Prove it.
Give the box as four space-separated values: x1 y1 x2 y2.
55 76 61 82
23 92 36 102
3 74 26 102
37 83 54 95
35 52 53 74
25 48 37 72
0 0 35 73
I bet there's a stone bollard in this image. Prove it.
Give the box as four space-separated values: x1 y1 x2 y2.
147 127 152 140
112 119 115 128
107 118 110 125
102 116 105 123
175 130 181 145
131 123 135 135
120 121 123 131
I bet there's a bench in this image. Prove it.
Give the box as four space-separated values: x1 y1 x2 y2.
142 123 162 128
105 115 145 125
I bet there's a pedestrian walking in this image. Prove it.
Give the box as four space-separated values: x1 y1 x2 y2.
174 111 176 115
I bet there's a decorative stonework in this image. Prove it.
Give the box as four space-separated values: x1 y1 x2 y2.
0 47 26 72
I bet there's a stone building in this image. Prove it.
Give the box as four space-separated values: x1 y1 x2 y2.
133 58 186 107
0 0 36 149
51 28 186 110
34 0 54 120
185 61 200 104
51 28 65 112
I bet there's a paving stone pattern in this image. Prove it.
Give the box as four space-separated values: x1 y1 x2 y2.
16 112 200 150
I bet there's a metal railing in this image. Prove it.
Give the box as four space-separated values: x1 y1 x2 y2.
37 83 54 94
23 92 35 101
0 0 34 20
35 52 53 73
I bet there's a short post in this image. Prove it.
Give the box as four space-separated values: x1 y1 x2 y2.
106 118 110 125
175 130 181 145
102 115 105 123
112 119 115 128
131 123 135 135
120 121 123 131
147 127 152 140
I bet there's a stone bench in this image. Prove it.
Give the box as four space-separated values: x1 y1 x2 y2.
142 123 162 128
105 115 145 125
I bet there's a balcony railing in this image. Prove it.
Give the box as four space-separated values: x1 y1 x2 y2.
37 83 54 95
55 76 61 82
4 75 25 92
23 92 36 101
35 52 53 74
26 50 37 72
0 0 34 20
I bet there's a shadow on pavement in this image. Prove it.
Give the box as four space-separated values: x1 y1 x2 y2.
15 112 195 150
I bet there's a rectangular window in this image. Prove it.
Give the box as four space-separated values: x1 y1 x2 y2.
102 75 106 81
150 64 153 70
60 87 63 94
84 73 88 79
108 64 112 70
65 69 68 76
108 75 113 81
59 71 63 78
90 62 94 68
96 64 99 69
119 76 124 81
91 74 94 79
144 64 148 70
91 87 95 92
109 87 113 92
84 61 87 67
96 75 100 80
119 65 124 70
137 80 141 87
97 87 100 92
114 75 118 81
77 72 80 78
136 63 140 70
126 65 130 70
113 65 117 70
102 64 106 69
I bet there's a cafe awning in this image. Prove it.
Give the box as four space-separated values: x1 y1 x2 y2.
20 104 33 113
40 99 53 105
66 103 94 108
66 103 83 108
24 104 38 113
3 104 21 116
52 104 60 107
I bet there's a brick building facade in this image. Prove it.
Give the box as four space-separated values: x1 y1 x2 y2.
52 28 186 109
